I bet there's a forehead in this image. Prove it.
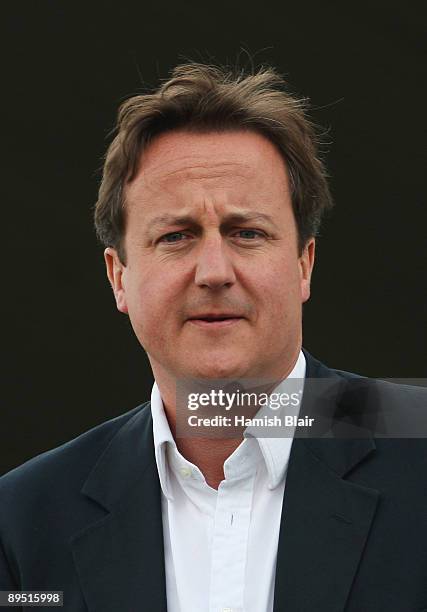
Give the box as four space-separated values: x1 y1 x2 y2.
125 129 290 205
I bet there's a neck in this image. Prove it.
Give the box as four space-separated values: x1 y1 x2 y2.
177 434 242 490
152 350 302 489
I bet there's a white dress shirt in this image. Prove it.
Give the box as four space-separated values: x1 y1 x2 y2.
151 351 306 612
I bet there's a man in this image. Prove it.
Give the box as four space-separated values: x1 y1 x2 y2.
1 62 426 611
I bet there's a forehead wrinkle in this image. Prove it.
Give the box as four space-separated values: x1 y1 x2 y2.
126 140 291 215
126 165 255 208
147 208 276 231
138 157 254 186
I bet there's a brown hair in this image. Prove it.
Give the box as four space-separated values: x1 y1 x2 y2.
94 62 333 263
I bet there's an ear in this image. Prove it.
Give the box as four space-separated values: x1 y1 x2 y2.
104 247 129 314
299 238 315 303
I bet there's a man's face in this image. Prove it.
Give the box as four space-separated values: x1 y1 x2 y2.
105 130 315 384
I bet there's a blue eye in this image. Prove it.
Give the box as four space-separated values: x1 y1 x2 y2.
161 232 186 243
236 230 263 239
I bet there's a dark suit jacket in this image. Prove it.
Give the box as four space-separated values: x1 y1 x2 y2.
1 352 427 611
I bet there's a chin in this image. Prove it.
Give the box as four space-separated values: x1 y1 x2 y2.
187 356 251 381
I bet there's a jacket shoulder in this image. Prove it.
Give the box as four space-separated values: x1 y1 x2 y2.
0 403 150 504
305 350 427 402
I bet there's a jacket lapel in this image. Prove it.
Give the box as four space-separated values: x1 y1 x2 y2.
68 352 380 612
70 406 167 612
273 437 379 612
273 353 380 611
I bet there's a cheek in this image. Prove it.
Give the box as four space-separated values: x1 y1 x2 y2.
255 258 302 309
126 268 182 331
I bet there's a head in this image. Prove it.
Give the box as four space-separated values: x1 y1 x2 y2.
95 62 333 387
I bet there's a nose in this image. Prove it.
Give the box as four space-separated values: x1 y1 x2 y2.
194 234 236 289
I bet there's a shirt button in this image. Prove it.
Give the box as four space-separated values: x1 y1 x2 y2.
179 466 192 478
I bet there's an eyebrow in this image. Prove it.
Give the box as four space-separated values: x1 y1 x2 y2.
148 211 275 231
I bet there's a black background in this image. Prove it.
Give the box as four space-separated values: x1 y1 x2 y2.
2 1 426 475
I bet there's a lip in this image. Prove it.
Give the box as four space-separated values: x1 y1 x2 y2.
187 316 244 329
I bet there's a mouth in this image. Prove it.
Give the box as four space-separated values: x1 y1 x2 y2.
187 314 244 329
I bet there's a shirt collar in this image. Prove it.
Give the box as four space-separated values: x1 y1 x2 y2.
248 350 306 489
151 350 306 499
151 382 176 501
